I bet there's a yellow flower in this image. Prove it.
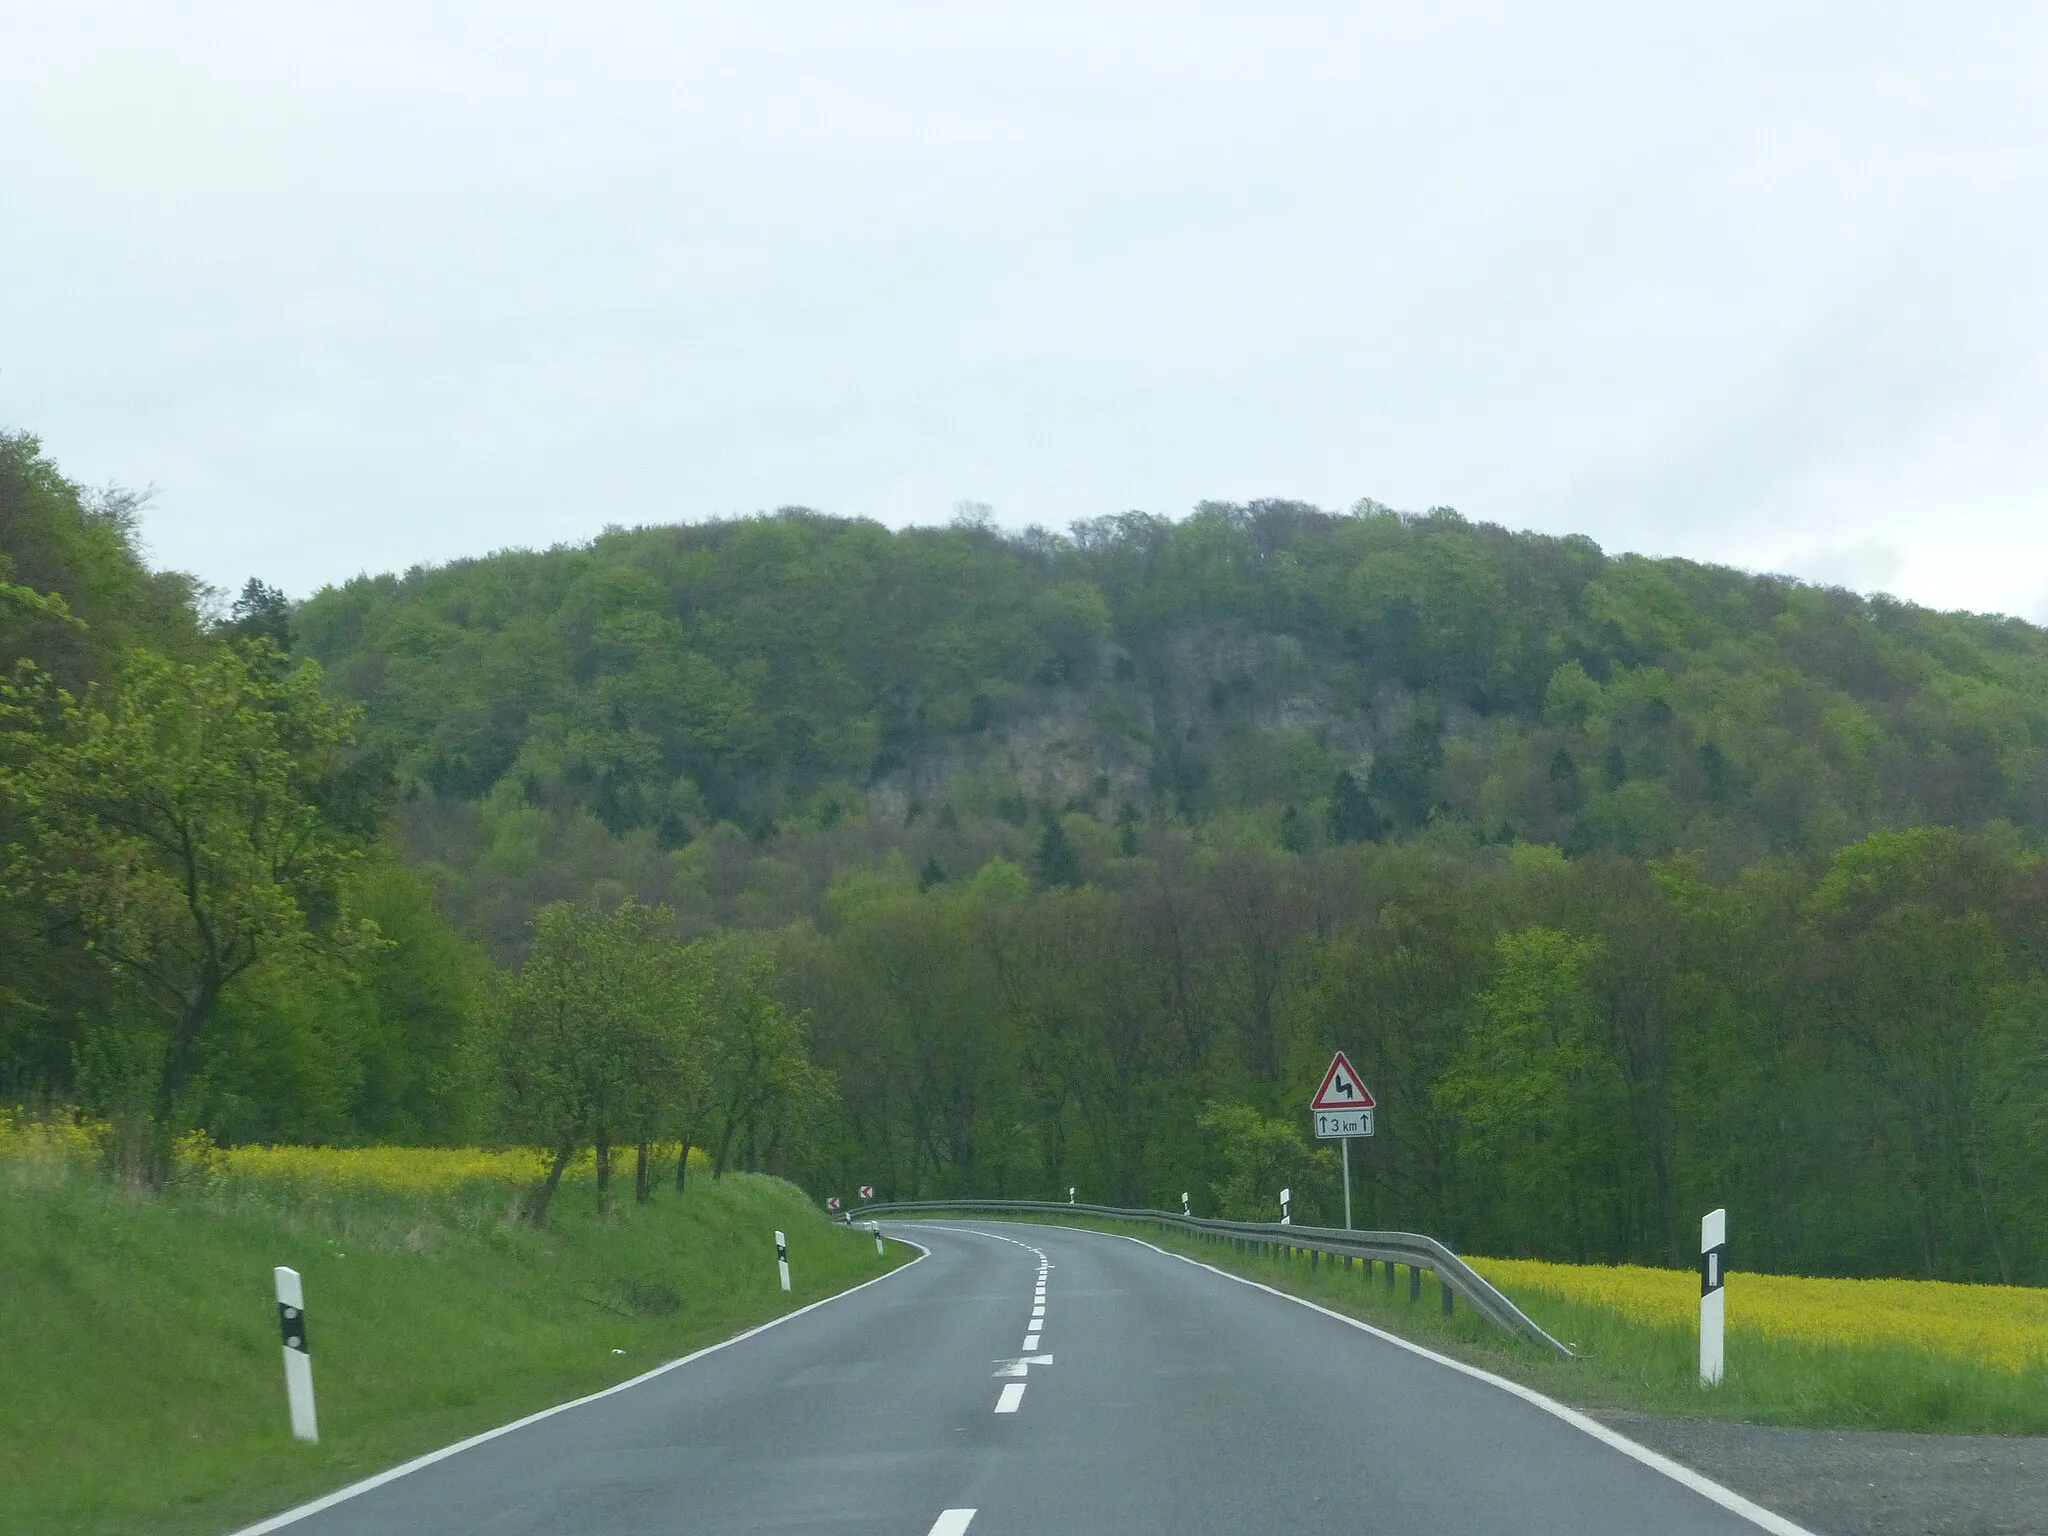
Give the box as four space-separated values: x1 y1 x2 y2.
213 1142 713 1194
1471 1256 2048 1373
0 1108 101 1167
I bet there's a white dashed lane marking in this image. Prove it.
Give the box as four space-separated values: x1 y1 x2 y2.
928 1226 1052 1417
927 1511 976 1535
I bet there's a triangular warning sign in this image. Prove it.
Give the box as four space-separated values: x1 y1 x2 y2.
1311 1051 1376 1111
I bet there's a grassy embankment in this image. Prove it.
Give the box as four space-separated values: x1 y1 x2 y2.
0 1123 908 1536
978 1212 2048 1434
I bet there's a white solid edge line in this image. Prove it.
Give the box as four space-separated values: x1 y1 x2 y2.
994 1382 1026 1413
928 1509 977 1535
223 1240 933 1536
970 1221 1819 1536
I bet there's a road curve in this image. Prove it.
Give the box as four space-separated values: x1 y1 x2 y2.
235 1221 1809 1536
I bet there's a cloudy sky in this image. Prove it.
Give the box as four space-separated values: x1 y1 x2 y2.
3 2 2044 615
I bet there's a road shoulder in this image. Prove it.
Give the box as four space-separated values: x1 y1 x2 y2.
1594 1412 2048 1536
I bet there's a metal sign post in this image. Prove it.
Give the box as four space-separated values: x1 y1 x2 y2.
1310 1051 1377 1231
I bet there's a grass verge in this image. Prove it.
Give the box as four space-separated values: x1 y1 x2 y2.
968 1212 2048 1435
0 1160 907 1536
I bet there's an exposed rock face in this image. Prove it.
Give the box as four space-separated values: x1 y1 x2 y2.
863 622 1399 828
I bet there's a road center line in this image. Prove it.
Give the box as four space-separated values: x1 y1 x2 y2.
1022 1332 1040 1350
927 1510 976 1536
995 1382 1026 1413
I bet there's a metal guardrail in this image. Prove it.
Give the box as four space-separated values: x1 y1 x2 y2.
846 1198 1573 1359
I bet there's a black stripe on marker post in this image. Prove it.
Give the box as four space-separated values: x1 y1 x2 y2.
1700 1242 1729 1298
278 1302 309 1354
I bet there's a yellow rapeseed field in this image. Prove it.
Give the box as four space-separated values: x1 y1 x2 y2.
2 1112 709 1195
219 1143 711 1192
1472 1255 2048 1373
0 1110 99 1167
216 1143 550 1192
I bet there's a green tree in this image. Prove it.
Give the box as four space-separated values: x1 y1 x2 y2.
1034 818 1084 888
1198 1101 1337 1223
1436 927 1629 1259
697 932 832 1179
224 577 294 651
1327 768 1382 844
0 643 367 1180
477 898 689 1220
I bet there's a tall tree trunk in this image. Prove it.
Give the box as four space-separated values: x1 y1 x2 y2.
634 1140 652 1204
595 1133 613 1211
147 981 219 1188
675 1135 693 1192
526 1141 575 1226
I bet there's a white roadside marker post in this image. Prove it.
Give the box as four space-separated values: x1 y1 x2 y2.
1700 1207 1727 1386
273 1266 318 1443
775 1231 791 1292
1181 1191 1190 1216
1067 1187 1075 1204
1279 1187 1291 1225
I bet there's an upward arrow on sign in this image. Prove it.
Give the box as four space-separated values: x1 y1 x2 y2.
1311 1051 1376 1111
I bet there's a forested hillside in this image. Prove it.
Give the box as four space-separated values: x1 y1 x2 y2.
300 501 2048 955
6 432 2047 1287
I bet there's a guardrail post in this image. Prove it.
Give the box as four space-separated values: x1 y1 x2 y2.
1311 1249 1320 1272
1441 1273 1454 1316
1408 1263 1419 1301
1387 1259 1397 1292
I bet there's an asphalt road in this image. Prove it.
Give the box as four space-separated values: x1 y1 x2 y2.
240 1221 1805 1536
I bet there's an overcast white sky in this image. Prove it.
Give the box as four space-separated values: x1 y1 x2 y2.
3 2 2044 615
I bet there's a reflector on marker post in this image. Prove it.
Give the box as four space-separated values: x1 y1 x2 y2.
273 1266 318 1442
1700 1207 1727 1386
775 1230 791 1292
